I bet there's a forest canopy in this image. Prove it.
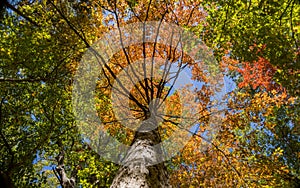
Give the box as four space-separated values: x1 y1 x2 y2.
0 0 299 187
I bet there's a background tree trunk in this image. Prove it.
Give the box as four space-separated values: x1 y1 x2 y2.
0 171 14 188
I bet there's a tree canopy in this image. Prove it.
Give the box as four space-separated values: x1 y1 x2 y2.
0 0 299 187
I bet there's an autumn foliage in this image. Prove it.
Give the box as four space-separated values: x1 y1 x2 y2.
0 0 299 187
237 57 277 91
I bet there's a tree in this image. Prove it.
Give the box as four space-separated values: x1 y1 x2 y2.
0 1 117 187
72 1 215 186
0 0 299 187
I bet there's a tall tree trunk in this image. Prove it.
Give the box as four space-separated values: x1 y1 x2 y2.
110 117 171 188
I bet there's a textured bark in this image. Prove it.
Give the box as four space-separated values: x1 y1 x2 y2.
53 150 76 188
110 118 171 188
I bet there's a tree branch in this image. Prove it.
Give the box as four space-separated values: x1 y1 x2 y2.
53 150 76 188
3 0 39 26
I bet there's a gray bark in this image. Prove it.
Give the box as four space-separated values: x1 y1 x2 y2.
53 150 76 188
110 118 171 188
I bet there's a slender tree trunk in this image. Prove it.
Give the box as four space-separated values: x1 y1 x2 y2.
110 117 171 188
